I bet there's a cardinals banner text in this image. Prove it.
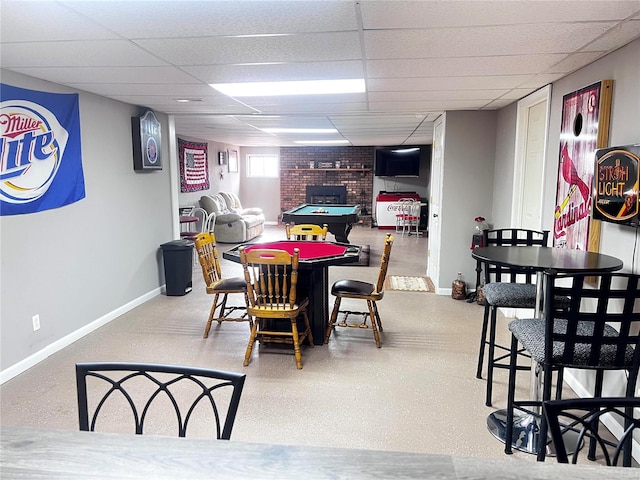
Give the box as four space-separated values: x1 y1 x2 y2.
553 82 603 250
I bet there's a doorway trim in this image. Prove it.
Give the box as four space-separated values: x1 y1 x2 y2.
511 85 552 229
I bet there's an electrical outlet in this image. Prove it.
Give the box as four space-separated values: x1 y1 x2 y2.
32 314 40 332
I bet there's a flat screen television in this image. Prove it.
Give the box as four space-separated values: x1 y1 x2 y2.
374 146 422 177
593 144 639 226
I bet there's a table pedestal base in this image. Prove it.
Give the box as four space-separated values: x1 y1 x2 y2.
487 408 581 456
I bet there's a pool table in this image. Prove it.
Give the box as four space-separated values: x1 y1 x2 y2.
223 240 361 345
281 204 361 243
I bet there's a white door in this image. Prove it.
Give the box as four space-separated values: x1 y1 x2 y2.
512 85 551 231
520 101 547 229
511 86 550 318
428 116 444 291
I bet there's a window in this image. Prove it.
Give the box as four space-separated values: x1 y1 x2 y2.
246 154 279 178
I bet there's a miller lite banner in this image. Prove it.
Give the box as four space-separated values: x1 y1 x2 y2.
0 84 85 216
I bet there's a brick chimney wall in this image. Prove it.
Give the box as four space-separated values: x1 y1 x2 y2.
279 146 374 221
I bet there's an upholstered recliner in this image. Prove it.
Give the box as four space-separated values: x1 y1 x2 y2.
199 193 264 243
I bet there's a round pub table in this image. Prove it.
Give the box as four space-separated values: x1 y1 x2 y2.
471 245 623 455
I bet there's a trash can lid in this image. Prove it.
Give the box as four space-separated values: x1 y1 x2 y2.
160 239 194 250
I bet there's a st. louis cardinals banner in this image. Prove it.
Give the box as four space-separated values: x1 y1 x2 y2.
178 138 209 192
1 84 85 215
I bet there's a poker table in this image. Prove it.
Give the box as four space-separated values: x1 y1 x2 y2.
223 240 361 345
281 204 361 243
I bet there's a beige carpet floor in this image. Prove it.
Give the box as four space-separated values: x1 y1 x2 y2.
0 224 627 466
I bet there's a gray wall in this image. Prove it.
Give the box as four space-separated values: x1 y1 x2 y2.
491 102 518 228
439 110 497 287
490 39 640 399
0 70 173 377
542 39 640 271
543 39 640 399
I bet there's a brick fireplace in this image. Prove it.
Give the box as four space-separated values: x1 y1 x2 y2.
280 146 374 222
305 185 347 204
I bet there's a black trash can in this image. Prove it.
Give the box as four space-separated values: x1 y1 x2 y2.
160 239 193 296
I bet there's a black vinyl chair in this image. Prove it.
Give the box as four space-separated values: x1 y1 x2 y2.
76 362 246 439
324 234 394 348
504 270 640 464
543 397 640 466
476 228 549 406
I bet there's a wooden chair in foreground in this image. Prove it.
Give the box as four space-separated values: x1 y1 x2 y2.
194 233 251 338
324 234 394 348
285 223 328 241
543 397 640 467
239 247 313 369
76 362 246 439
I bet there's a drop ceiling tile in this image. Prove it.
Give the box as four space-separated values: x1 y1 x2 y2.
370 100 490 111
360 1 640 28
0 1 120 42
581 19 640 51
8 66 201 84
364 23 617 59
135 32 361 66
366 54 572 78
367 76 536 91
65 0 358 37
499 88 540 100
183 61 364 83
66 83 220 97
483 98 519 109
520 73 567 88
239 93 367 107
546 51 608 74
243 116 336 129
256 102 368 114
368 89 510 102
0 40 167 68
159 103 257 115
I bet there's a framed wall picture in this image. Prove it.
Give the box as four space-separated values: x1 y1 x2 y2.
552 80 612 250
218 151 227 165
228 149 238 172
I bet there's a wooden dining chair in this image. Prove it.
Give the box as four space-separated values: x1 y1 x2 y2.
324 234 394 348
239 246 313 369
76 362 246 439
504 270 640 464
285 223 328 241
194 233 251 338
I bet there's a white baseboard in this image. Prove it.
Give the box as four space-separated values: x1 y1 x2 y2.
0 287 162 385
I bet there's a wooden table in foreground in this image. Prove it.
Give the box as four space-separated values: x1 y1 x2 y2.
1 426 637 479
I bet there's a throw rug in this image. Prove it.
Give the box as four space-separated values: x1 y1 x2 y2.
386 276 433 292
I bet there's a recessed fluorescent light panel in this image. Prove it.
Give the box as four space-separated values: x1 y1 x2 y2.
210 79 365 97
293 140 350 145
261 128 338 134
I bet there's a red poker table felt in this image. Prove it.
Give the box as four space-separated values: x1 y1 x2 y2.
223 240 361 345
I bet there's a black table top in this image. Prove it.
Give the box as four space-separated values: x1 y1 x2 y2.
471 246 623 273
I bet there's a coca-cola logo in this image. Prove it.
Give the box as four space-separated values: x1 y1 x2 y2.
0 100 68 204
